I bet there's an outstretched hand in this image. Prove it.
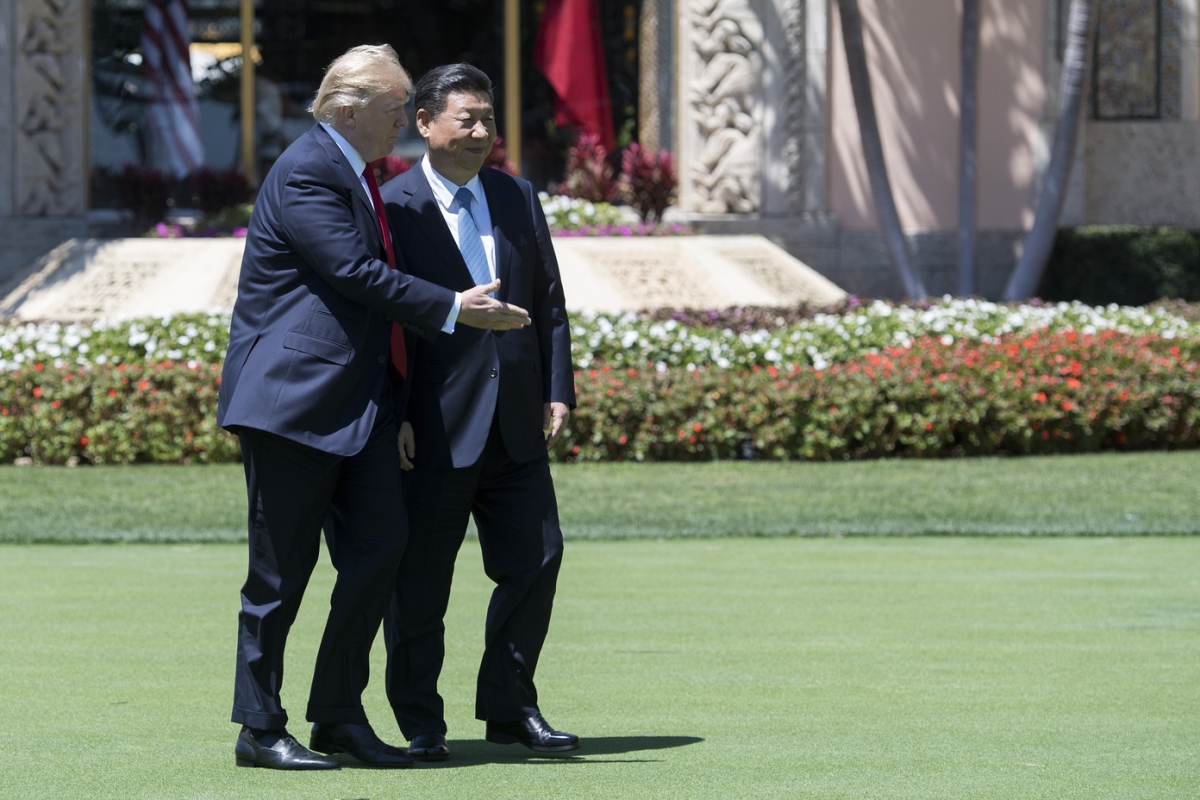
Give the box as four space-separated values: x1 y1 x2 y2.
457 280 531 330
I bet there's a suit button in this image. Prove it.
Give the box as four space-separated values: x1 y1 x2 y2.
489 368 498 378
377 355 386 364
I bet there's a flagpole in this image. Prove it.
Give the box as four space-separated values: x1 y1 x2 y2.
504 0 521 174
240 0 256 184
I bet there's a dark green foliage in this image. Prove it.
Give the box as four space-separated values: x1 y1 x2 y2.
1040 226 1200 305
189 165 252 216
112 163 173 229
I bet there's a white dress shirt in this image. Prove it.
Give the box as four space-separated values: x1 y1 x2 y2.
420 154 497 280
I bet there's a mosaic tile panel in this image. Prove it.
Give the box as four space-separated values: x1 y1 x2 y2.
1093 0 1182 120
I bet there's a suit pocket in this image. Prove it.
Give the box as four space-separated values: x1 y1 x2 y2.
282 330 352 365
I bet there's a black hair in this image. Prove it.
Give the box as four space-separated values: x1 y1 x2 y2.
413 63 495 119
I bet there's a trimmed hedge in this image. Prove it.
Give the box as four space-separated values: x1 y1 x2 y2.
3 330 1198 464
1041 226 1200 306
0 362 237 464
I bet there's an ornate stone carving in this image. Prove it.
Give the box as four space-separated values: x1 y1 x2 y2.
16 0 84 216
684 0 764 213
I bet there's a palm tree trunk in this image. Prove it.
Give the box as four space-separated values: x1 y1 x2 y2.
1002 0 1098 300
957 0 980 296
836 0 928 299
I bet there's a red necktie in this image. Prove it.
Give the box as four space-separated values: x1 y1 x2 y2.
363 165 407 377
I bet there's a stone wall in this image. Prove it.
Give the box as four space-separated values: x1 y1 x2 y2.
1084 121 1200 228
0 0 87 285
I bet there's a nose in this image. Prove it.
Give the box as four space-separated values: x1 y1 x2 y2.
396 108 408 128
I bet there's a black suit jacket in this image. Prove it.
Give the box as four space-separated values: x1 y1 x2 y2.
217 124 454 456
382 164 575 468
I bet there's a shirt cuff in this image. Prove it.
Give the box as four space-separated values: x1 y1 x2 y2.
442 292 462 333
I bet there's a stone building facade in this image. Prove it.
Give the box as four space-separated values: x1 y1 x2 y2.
1 0 1197 299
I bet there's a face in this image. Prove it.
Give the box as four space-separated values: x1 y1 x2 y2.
337 86 409 163
417 91 496 185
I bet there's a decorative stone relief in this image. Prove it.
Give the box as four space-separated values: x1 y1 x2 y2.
682 0 765 213
1093 0 1181 119
16 0 84 216
590 250 721 309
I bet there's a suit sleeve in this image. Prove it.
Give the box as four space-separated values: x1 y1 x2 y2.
279 152 454 341
525 181 577 408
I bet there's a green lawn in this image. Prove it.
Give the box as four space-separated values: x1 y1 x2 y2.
2 450 1199 542
1 537 1198 798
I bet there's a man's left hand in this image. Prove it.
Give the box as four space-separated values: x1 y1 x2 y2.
398 421 416 470
544 402 570 448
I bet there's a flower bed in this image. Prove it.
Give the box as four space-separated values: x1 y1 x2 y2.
2 301 1199 464
554 330 1200 462
4 299 1196 373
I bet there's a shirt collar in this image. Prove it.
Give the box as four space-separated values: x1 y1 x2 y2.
421 154 484 211
319 122 368 179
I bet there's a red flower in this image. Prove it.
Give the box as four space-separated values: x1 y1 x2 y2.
1061 400 1073 412
79 436 89 446
32 387 42 397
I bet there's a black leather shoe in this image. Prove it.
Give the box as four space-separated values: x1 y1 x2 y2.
309 722 413 768
407 732 450 762
485 713 580 753
235 727 340 770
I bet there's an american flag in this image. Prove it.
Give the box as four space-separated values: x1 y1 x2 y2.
141 0 203 177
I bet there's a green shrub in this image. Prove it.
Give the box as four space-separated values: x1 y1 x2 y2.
553 330 1200 462
1041 226 1200 305
4 330 1198 465
0 362 238 465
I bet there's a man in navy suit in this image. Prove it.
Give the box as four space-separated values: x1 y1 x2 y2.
217 46 530 771
379 63 578 761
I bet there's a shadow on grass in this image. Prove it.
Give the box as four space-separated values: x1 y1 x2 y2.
405 735 704 768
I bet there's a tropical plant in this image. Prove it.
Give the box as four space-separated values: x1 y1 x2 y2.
190 165 252 217
1003 0 1099 300
112 163 173 230
556 133 618 203
835 0 927 299
618 143 676 223
957 0 980 296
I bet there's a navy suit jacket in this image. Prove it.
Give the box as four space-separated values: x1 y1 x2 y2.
218 124 456 456
381 164 576 468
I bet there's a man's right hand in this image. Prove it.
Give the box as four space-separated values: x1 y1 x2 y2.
457 280 531 330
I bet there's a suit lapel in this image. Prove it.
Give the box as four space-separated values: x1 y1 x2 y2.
312 124 382 250
398 168 477 290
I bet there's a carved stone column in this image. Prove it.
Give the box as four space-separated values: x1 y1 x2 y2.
0 0 87 286
677 0 766 214
673 0 838 286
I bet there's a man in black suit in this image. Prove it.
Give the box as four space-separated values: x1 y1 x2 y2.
379 63 578 760
217 46 529 771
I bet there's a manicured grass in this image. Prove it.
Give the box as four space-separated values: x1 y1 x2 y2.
2 451 1199 542
1 537 1198 798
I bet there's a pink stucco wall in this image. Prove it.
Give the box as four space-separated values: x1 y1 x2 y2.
830 0 1045 232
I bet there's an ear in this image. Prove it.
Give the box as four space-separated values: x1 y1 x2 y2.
337 105 357 128
415 108 434 139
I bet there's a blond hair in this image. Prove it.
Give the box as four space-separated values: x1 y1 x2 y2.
308 44 413 123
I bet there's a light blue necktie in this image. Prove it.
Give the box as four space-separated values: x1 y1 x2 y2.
455 187 493 294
